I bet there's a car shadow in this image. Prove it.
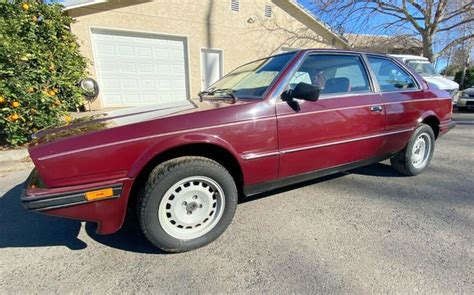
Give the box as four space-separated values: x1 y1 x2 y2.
0 183 87 250
85 211 167 255
241 162 403 204
349 162 406 177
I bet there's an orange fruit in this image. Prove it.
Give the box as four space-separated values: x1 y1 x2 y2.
21 3 29 11
9 114 19 122
32 16 37 22
0 96 5 104
11 101 20 108
64 115 72 123
48 90 56 96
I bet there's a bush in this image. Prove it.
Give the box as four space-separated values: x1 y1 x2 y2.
0 1 87 146
454 67 474 90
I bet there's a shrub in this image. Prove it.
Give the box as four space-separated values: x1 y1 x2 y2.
454 67 474 90
0 1 87 146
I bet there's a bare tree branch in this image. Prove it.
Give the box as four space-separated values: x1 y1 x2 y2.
307 0 473 61
440 3 473 23
438 18 474 32
434 33 474 59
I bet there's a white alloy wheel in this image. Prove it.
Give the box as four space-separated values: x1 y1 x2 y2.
158 176 225 240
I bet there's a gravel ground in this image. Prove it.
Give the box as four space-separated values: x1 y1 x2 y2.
0 113 473 294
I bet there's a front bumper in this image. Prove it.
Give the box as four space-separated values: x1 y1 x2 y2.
22 169 133 234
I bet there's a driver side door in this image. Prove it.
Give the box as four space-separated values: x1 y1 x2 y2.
276 53 386 178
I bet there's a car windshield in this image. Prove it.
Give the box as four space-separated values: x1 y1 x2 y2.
406 60 438 76
201 52 295 99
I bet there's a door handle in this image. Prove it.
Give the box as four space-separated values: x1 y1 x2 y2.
370 105 383 112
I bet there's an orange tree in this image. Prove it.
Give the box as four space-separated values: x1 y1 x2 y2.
0 1 86 146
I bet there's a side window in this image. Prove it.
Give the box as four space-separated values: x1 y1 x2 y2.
368 57 417 92
288 54 371 96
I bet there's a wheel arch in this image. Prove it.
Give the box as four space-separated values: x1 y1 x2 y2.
128 138 244 208
420 113 440 139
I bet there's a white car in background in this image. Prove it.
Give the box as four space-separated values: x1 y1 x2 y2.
390 54 459 102
457 87 474 111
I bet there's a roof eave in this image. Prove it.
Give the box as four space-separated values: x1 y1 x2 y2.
62 0 107 11
287 0 349 48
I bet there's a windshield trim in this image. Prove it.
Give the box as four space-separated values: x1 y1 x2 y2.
202 52 297 100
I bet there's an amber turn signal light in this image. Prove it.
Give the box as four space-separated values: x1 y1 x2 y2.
85 188 113 201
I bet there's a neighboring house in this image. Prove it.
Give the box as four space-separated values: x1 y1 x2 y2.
63 0 348 110
345 33 423 56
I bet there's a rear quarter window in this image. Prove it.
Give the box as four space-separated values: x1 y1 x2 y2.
368 57 418 92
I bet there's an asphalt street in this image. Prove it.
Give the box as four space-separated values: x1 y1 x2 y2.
0 112 473 293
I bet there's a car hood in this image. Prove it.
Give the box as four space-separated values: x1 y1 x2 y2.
462 88 474 96
424 75 459 90
31 100 201 145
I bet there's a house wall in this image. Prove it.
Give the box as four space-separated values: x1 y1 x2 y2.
68 0 348 109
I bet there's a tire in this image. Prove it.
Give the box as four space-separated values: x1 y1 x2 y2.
390 124 435 176
138 156 237 252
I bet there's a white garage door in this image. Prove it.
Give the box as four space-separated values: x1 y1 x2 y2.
91 29 188 107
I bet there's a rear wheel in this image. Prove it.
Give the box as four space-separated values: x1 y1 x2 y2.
138 157 237 252
390 124 435 176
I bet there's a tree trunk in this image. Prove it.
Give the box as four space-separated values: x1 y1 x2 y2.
422 33 434 62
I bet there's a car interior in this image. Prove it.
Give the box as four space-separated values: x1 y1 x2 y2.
289 54 371 96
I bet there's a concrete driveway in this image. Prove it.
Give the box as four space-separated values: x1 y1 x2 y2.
1 112 473 293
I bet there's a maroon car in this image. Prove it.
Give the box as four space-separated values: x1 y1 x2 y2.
23 49 455 252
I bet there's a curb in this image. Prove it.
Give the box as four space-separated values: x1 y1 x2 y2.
0 148 29 162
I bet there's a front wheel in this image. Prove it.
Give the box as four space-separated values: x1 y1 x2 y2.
390 124 435 176
138 157 237 252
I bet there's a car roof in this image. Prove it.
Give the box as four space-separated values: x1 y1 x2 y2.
272 48 393 58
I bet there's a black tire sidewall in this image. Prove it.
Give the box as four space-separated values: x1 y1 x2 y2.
141 160 237 252
404 124 435 175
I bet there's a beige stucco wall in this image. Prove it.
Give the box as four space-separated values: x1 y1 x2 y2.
68 0 348 109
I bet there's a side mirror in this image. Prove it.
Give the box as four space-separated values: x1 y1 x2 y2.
282 82 320 102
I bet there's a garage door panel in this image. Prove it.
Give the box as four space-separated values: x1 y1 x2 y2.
92 29 188 107
101 79 120 89
98 62 117 73
141 79 155 89
154 48 170 58
105 94 122 105
121 79 139 89
94 42 115 55
137 64 154 74
137 46 153 57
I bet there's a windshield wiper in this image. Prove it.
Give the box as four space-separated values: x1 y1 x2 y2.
197 88 237 103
